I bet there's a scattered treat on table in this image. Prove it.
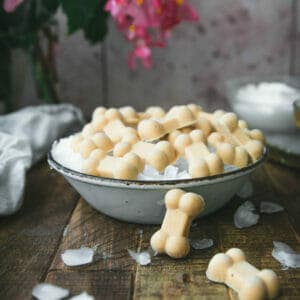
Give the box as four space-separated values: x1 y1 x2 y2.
206 248 280 300
234 201 259 229
52 103 265 181
272 241 300 269
150 189 205 258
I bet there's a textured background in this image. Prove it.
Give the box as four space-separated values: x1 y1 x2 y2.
16 0 300 116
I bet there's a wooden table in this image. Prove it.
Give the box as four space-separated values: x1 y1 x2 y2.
0 160 299 299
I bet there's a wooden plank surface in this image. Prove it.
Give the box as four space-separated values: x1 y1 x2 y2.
0 162 79 299
0 161 299 299
133 166 300 299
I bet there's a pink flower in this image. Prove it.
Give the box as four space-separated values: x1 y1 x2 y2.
3 0 23 13
106 0 199 68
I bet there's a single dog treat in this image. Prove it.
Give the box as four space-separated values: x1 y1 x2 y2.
82 149 144 180
119 106 140 125
138 105 196 141
91 132 114 153
208 112 264 162
103 119 139 143
151 189 205 258
185 142 224 178
172 130 223 177
206 248 280 300
74 132 114 158
113 140 176 172
208 132 249 167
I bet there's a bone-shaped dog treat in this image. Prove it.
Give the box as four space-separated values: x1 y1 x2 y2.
208 132 249 168
73 131 114 157
208 112 264 162
102 119 139 143
82 149 144 180
172 130 223 178
119 106 139 125
185 142 224 178
206 248 279 300
138 105 196 141
151 189 205 258
238 120 265 144
113 140 176 172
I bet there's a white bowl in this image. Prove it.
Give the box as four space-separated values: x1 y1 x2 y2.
225 75 300 132
48 147 267 224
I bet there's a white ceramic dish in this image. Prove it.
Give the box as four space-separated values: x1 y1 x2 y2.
225 75 300 132
48 146 267 224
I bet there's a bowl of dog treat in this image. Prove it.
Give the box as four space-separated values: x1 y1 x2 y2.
48 104 266 224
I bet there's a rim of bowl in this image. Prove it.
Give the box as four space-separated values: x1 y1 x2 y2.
47 144 268 188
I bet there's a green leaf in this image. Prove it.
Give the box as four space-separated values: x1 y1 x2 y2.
0 0 59 49
61 0 100 34
83 2 108 44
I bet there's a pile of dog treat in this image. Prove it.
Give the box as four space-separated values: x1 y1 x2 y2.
70 104 265 180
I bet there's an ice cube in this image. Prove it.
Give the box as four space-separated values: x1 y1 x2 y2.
190 238 214 250
61 247 95 266
260 201 284 214
164 165 179 178
70 292 94 300
237 180 253 199
32 283 69 300
128 249 151 266
174 157 189 171
272 241 300 269
234 201 259 228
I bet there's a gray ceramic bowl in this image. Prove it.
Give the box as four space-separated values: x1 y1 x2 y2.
48 148 267 224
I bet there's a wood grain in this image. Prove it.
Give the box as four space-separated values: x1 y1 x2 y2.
0 162 79 299
1 161 300 299
46 270 132 299
49 198 142 271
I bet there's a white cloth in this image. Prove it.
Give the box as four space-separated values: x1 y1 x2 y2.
0 104 84 215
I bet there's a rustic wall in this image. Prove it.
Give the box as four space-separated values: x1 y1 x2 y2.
17 0 299 116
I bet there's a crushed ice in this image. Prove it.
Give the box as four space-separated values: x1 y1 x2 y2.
32 283 69 300
52 138 240 181
128 249 151 266
237 180 253 198
260 201 284 214
137 163 190 181
70 292 94 300
190 238 214 250
272 241 300 269
62 225 68 237
234 201 259 228
61 247 95 266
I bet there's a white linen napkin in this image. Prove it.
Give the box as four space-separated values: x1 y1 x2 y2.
0 104 84 215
